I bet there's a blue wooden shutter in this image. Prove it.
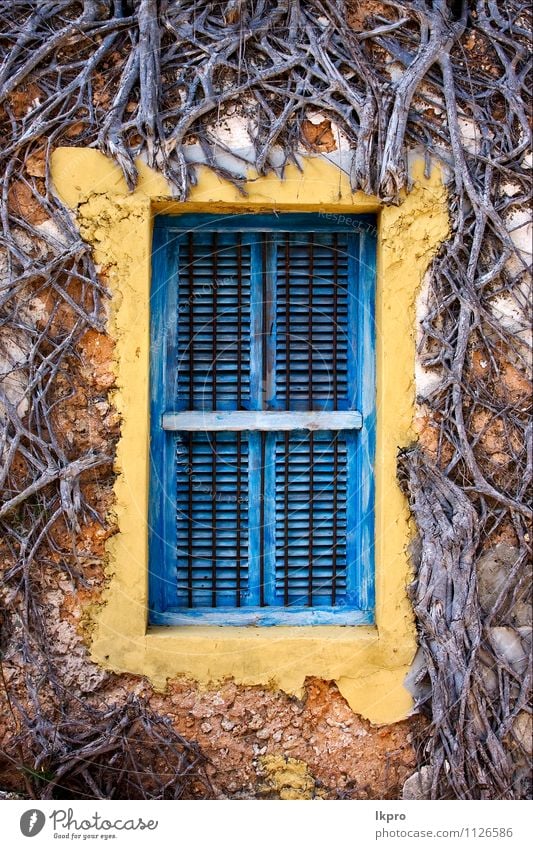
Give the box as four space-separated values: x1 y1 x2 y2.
273 431 348 606
176 432 249 608
176 231 252 411
150 214 376 626
274 232 351 410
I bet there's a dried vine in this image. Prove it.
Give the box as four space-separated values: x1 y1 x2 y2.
1 686 212 799
0 0 531 799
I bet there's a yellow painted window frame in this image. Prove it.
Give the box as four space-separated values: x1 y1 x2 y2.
51 149 449 725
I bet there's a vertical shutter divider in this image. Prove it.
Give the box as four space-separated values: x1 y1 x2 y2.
282 235 291 604
237 236 242 409
259 431 266 607
332 235 339 606
283 431 290 605
284 234 291 410
261 237 267 410
308 430 314 607
332 432 338 605
307 234 314 607
308 233 314 410
212 232 218 409
236 431 242 606
187 435 194 608
247 432 262 606
332 233 338 409
249 233 263 407
263 233 277 409
262 431 277 606
187 234 195 408
246 234 264 606
211 433 217 607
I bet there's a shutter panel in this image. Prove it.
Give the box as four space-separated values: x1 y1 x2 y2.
176 232 251 410
273 431 348 607
274 232 350 411
175 431 249 607
150 213 375 625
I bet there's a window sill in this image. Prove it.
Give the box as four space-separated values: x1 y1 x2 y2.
150 606 374 626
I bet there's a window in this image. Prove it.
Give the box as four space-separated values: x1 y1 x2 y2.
52 149 444 718
149 213 376 626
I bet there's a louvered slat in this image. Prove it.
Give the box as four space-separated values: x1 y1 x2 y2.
176 232 251 410
175 432 249 607
273 431 348 606
275 232 349 410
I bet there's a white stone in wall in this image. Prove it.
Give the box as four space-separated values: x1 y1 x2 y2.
512 712 532 757
164 110 357 182
501 181 521 198
36 217 72 248
489 290 532 373
388 62 405 83
506 207 532 263
489 627 530 676
0 331 30 419
0 248 7 287
415 270 442 399
458 117 482 155
402 766 432 799
210 111 255 152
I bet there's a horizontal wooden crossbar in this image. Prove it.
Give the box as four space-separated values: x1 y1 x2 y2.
162 410 363 431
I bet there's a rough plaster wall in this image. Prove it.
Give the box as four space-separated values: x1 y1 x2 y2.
0 113 428 799
1 92 530 800
0 142 397 803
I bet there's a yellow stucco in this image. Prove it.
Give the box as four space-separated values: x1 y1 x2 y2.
50 148 449 725
258 755 322 799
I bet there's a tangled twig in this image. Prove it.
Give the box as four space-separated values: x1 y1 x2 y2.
0 0 531 799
